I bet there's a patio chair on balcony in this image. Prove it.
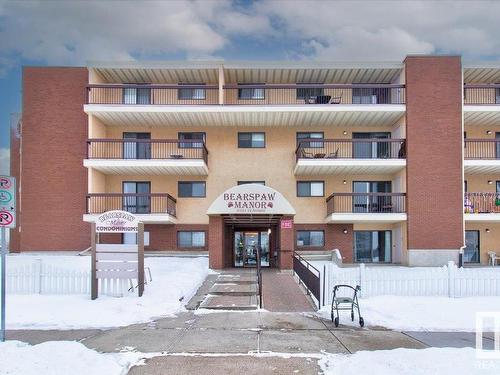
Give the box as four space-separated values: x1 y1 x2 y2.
329 96 342 104
300 149 315 158
316 95 332 104
326 148 339 158
170 154 184 159
488 251 500 266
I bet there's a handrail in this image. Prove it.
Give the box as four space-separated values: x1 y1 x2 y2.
224 83 405 89
87 83 219 89
293 252 320 275
256 245 262 309
87 192 177 203
326 192 406 201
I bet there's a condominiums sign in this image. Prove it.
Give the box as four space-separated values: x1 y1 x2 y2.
96 210 138 233
207 184 296 215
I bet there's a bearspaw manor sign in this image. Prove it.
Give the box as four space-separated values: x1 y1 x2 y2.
96 210 139 233
207 184 295 215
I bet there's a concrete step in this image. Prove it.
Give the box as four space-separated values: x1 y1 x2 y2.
209 283 258 296
199 295 259 311
215 275 257 285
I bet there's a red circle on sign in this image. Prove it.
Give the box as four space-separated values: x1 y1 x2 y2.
0 210 13 226
0 178 11 189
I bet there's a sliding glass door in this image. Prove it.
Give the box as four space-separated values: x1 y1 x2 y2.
464 230 480 263
353 181 392 213
122 181 151 214
352 132 391 159
354 231 392 263
123 132 151 159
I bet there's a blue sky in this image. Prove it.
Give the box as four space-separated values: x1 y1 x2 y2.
1 0 500 174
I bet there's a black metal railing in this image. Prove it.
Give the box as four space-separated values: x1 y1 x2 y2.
256 245 262 309
87 139 208 165
296 138 406 161
464 139 500 159
293 252 321 308
326 192 406 215
86 193 177 216
464 84 500 105
464 192 500 214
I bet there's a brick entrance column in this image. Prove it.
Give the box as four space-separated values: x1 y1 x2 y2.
279 216 294 269
209 216 224 269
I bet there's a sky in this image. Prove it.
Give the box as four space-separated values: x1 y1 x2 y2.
1 0 500 175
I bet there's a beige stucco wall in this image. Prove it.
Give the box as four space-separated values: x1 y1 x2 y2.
90 124 406 224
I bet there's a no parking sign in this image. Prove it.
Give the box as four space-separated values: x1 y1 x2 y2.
0 176 16 228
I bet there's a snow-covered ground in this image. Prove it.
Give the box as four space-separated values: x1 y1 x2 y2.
318 295 500 331
319 347 499 375
6 255 209 330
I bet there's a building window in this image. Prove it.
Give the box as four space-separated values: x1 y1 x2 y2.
238 83 265 100
296 83 324 100
178 83 206 100
238 181 265 185
123 85 151 104
122 232 150 246
178 132 206 148
296 230 324 247
297 181 324 197
178 231 206 248
354 231 391 263
123 132 151 159
296 132 324 148
178 181 206 197
122 181 151 213
238 132 265 148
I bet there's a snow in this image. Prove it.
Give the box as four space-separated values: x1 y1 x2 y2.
318 295 500 331
319 347 499 375
6 256 208 329
0 341 135 375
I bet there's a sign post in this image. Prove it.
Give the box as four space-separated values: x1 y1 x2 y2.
0 175 16 342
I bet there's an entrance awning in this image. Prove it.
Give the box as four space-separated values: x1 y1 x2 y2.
207 184 296 218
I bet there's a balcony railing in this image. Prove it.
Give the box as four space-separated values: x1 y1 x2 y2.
464 84 500 105
87 139 208 164
86 193 177 216
464 192 500 214
86 83 406 105
464 139 500 159
326 192 406 215
296 139 406 161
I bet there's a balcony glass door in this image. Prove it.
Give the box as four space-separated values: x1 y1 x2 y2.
123 86 151 104
354 231 392 263
352 132 391 159
122 181 151 214
496 132 500 159
123 132 151 159
353 181 391 213
464 230 480 263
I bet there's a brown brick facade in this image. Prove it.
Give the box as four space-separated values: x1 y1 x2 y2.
405 56 464 251
17 67 90 251
9 119 21 252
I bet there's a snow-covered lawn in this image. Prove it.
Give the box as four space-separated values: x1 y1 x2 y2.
6 256 209 330
0 341 138 375
319 347 499 375
318 295 500 331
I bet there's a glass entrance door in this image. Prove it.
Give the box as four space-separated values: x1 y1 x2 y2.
234 230 270 267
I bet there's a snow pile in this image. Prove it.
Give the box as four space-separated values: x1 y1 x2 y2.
318 295 500 331
319 347 498 375
7 256 208 329
0 341 133 375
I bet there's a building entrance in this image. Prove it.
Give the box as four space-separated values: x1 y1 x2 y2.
234 230 270 267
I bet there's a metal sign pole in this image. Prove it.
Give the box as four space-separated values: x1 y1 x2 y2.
1 227 7 342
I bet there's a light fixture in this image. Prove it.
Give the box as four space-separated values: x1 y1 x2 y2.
267 228 271 235
343 180 347 185
343 229 348 234
487 130 492 135
343 131 348 135
486 228 491 233
488 180 493 185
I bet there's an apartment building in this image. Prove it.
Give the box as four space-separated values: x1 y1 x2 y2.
9 56 500 268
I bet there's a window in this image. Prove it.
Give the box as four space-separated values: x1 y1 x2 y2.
354 231 392 263
238 83 265 100
178 231 206 248
178 83 206 100
352 87 390 104
178 181 206 197
297 181 324 197
296 83 324 100
238 181 265 185
122 232 150 246
238 132 265 148
296 230 324 247
178 132 206 148
352 132 391 159
123 132 151 159
296 132 324 148
122 85 151 104
122 181 150 213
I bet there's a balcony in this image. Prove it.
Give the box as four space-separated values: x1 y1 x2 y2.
83 193 177 224
294 139 406 175
84 83 406 127
464 139 500 174
464 192 500 222
463 84 500 126
325 192 407 223
84 139 208 175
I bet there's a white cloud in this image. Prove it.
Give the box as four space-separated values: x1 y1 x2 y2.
0 148 9 175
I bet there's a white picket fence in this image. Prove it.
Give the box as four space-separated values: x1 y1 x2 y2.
322 261 500 304
6 259 132 296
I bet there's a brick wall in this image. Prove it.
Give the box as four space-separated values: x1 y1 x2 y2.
405 56 464 251
9 120 21 251
20 67 90 251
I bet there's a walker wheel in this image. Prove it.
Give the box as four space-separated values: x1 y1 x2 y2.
334 317 339 327
359 317 365 327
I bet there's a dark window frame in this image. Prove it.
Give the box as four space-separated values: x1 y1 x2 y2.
296 230 325 247
177 230 207 248
178 181 206 198
296 181 325 197
237 132 266 148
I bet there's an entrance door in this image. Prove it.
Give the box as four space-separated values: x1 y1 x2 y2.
464 230 480 263
234 230 270 267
